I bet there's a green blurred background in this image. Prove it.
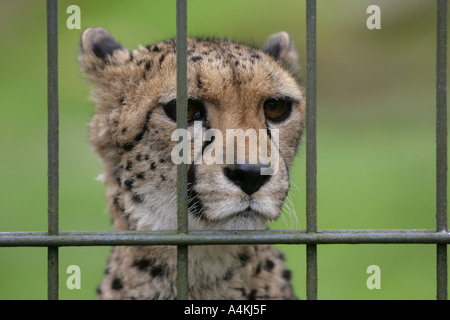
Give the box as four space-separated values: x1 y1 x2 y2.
0 0 447 299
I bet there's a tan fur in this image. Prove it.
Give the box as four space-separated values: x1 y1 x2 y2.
79 28 305 300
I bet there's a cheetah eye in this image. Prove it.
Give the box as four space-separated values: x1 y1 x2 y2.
263 98 292 122
163 99 206 123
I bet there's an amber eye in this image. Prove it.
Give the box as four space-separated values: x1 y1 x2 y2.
163 99 206 123
263 98 292 122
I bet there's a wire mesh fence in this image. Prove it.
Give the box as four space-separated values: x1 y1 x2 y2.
0 0 448 300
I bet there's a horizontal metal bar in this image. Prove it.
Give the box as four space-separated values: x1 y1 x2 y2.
1 230 450 247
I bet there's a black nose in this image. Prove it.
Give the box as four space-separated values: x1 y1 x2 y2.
224 164 271 196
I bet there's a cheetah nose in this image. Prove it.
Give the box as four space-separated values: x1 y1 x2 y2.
224 164 271 196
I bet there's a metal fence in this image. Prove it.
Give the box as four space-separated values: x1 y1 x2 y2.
0 0 448 300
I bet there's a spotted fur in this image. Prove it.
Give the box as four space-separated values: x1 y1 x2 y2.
79 28 305 300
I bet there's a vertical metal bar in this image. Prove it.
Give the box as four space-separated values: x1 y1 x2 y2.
437 244 448 300
436 0 448 301
176 0 189 300
46 0 59 300
306 0 318 300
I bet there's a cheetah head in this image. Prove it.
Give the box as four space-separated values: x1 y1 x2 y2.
79 28 305 231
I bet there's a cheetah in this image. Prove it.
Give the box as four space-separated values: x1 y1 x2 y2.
78 27 305 300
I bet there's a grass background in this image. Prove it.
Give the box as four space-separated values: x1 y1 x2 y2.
0 0 446 299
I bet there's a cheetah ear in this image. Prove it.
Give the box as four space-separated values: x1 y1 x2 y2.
262 31 299 77
78 28 131 79
80 28 123 59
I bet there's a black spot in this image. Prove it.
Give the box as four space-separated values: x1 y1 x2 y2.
160 175 166 182
151 264 167 278
125 160 132 171
150 162 156 170
96 285 102 296
122 142 134 151
159 158 165 163
111 278 123 291
134 130 145 142
124 179 134 190
131 193 144 203
116 177 121 187
159 54 165 65
247 289 257 300
239 253 250 266
282 269 292 281
136 172 145 180
191 56 203 62
264 259 275 272
118 97 125 105
121 127 127 134
145 60 152 71
251 54 261 60
144 155 149 161
147 45 160 52
132 111 151 142
142 61 152 79
254 263 262 275
133 258 154 271
113 195 125 213
136 154 142 161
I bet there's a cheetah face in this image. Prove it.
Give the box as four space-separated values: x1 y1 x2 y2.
79 28 305 231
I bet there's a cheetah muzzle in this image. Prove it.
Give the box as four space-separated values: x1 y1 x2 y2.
79 27 305 300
